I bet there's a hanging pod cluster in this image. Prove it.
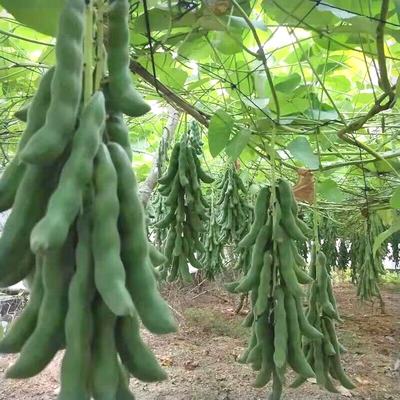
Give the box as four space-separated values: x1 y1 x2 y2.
0 0 176 398
291 249 355 393
156 133 214 282
149 192 168 250
349 231 363 283
232 210 254 276
357 215 386 302
216 166 251 244
369 212 387 270
337 239 349 270
390 230 400 269
319 216 339 273
201 203 225 280
357 238 382 301
226 180 317 400
187 120 204 155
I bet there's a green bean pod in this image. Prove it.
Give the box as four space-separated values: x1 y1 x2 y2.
107 0 150 117
20 0 85 165
0 68 54 211
116 312 167 382
273 286 288 369
0 164 58 285
284 291 315 379
0 257 43 353
0 250 34 288
14 102 30 122
239 187 270 247
108 142 177 334
31 91 105 253
58 211 95 400
158 143 180 185
116 363 136 400
149 244 167 267
6 237 74 378
91 298 119 400
92 144 134 317
107 111 133 161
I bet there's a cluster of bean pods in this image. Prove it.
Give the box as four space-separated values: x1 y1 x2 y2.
156 133 214 282
216 166 251 244
226 180 353 399
0 0 176 398
291 248 355 392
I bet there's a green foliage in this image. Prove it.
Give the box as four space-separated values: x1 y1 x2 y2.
287 137 319 170
208 110 233 157
0 0 65 36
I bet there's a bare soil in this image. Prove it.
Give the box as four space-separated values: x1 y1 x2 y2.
0 282 399 400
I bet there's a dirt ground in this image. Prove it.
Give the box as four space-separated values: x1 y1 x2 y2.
0 282 399 400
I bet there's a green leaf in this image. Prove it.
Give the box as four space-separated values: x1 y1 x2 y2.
208 110 234 157
225 128 251 160
274 73 301 92
135 9 172 33
263 0 337 28
0 0 65 36
269 93 309 116
242 97 269 109
318 179 345 202
390 187 400 208
373 221 400 257
308 109 339 121
178 36 210 61
210 31 242 55
287 136 319 169
162 68 188 91
317 3 353 19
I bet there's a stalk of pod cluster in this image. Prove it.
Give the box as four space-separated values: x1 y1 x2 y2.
0 0 176 399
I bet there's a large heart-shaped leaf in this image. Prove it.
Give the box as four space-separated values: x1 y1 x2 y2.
390 187 400 208
208 110 234 157
318 179 345 202
373 221 400 257
0 0 65 36
225 128 251 160
287 136 319 169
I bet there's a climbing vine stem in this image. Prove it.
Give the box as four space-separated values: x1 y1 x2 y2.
83 0 94 104
94 0 106 91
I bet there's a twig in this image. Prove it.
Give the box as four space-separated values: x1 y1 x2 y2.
376 0 392 94
192 290 209 300
167 303 184 320
130 60 210 127
231 0 280 122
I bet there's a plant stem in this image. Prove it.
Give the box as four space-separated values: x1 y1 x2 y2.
376 0 392 95
231 0 280 123
94 0 106 91
83 0 94 105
